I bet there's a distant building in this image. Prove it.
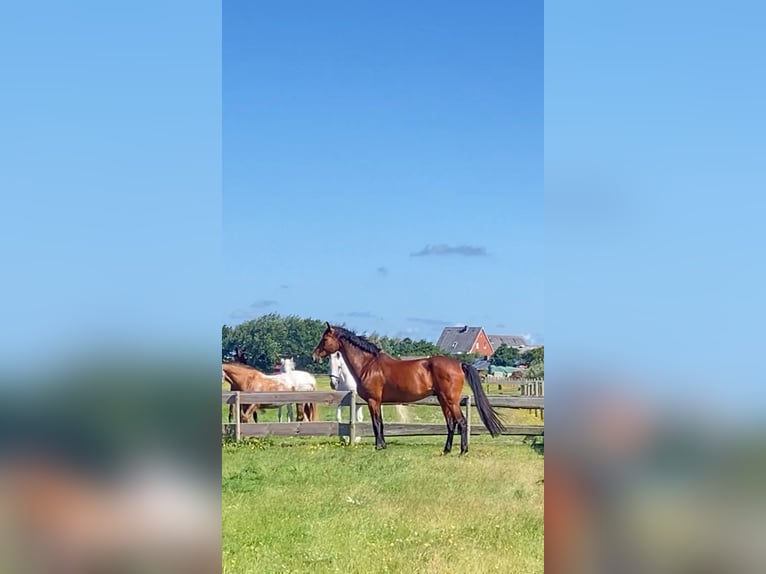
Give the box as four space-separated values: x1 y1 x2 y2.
436 327 537 357
487 334 530 352
435 326 493 356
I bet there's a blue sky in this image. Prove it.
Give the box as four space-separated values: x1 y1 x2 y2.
3 0 766 416
224 1 543 343
0 1 221 372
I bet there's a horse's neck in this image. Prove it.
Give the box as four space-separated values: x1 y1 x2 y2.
222 368 241 391
338 344 374 383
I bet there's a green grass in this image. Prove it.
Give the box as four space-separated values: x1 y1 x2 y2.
222 375 543 574
222 437 543 574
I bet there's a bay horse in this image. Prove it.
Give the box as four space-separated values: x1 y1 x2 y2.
312 323 505 454
221 362 295 423
329 351 410 424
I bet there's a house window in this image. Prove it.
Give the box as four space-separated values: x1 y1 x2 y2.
451 341 458 349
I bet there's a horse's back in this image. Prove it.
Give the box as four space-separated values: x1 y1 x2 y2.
286 369 316 391
426 355 465 373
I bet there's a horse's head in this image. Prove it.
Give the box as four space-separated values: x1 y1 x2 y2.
328 352 343 389
279 357 296 372
312 322 341 361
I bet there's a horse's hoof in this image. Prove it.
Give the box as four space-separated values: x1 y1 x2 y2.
375 444 387 450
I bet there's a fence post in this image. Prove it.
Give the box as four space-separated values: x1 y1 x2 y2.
465 395 471 448
348 390 357 445
536 380 543 418
521 382 529 415
235 391 241 442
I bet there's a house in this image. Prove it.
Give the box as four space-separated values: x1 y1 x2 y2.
435 326 494 356
487 334 529 352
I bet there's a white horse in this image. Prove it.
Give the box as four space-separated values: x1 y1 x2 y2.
328 352 409 424
279 358 318 421
279 358 317 390
329 351 365 423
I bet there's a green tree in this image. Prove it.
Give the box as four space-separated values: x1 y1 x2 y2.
520 347 544 378
411 339 443 357
222 314 328 373
223 314 477 373
491 344 520 367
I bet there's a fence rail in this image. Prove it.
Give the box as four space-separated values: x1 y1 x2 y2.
482 377 544 420
222 390 543 443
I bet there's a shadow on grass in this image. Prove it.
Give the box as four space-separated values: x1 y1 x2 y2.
523 435 544 456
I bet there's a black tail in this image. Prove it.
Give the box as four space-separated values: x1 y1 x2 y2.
462 363 505 437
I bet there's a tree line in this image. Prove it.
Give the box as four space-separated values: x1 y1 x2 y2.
222 314 446 374
222 313 543 377
491 344 544 378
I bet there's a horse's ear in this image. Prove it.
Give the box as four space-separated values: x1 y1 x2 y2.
326 321 332 330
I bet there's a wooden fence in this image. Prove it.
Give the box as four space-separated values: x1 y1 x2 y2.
222 390 543 443
483 377 544 420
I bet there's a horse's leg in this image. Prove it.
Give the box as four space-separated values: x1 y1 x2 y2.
437 398 457 454
242 403 257 423
367 399 386 450
451 403 469 456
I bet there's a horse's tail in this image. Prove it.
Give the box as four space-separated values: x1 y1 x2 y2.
462 363 505 437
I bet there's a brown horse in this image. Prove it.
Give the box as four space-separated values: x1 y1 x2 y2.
312 323 505 454
224 349 316 423
221 362 297 423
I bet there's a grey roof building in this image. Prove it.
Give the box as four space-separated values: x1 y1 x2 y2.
487 334 528 350
435 326 489 355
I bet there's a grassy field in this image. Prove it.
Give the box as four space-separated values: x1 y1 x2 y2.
221 375 544 574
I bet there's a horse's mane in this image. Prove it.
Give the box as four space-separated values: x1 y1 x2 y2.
332 326 381 356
